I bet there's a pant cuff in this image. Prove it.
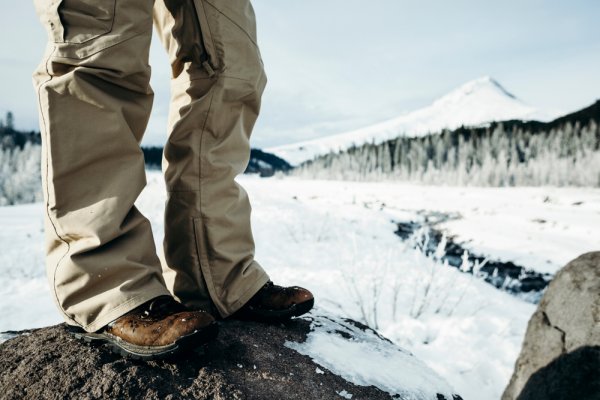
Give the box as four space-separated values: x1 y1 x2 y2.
80 283 172 333
219 272 271 318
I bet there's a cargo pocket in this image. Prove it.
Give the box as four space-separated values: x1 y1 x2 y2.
59 0 117 43
34 0 116 44
193 0 265 82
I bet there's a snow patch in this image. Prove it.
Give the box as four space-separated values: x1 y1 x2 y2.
285 313 456 400
336 389 353 399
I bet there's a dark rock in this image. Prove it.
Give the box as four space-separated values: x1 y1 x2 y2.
517 346 600 400
0 314 460 400
502 252 600 400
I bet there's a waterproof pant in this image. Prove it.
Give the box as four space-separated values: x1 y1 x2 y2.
32 0 270 332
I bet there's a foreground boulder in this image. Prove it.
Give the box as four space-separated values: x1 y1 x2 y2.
0 312 460 400
502 252 600 400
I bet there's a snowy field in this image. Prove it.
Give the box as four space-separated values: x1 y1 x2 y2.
1 171 599 399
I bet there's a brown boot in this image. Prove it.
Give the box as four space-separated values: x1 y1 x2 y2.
233 281 314 322
68 296 217 360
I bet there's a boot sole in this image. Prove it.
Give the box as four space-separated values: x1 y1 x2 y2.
67 322 218 361
236 298 315 322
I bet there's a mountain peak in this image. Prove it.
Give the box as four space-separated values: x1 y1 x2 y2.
466 75 512 92
267 77 558 166
479 76 517 99
433 76 517 108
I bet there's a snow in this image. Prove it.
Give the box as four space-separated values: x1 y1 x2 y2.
2 171 599 399
336 389 353 399
266 76 561 166
0 203 55 332
374 184 600 274
286 313 456 400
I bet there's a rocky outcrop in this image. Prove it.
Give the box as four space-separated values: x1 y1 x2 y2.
502 252 600 400
0 313 461 400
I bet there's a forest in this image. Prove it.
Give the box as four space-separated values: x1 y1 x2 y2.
0 112 42 205
292 101 600 187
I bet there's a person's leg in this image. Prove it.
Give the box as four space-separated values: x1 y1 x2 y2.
152 0 270 317
32 0 171 332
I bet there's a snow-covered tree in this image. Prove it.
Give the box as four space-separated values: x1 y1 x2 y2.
292 118 600 187
0 143 43 205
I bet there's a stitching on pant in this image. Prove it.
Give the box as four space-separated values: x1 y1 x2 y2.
195 0 219 65
50 29 148 60
196 74 250 82
37 45 78 327
204 0 259 48
57 0 117 45
193 79 219 310
198 80 217 199
192 217 220 306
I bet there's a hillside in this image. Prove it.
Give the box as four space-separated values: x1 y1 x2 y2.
292 100 600 187
267 76 559 166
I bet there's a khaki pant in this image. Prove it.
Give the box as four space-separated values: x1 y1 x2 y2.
32 0 270 332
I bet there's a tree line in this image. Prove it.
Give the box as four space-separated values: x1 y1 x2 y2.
292 101 600 187
0 112 290 205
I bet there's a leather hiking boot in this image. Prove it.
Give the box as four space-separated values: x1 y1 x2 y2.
233 281 314 322
68 295 218 360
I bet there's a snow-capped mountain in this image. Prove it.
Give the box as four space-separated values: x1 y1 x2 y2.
266 76 559 166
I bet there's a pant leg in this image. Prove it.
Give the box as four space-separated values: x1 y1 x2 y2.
153 0 269 317
32 0 170 332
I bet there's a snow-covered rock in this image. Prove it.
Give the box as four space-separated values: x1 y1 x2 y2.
286 313 459 400
0 313 461 400
266 76 559 165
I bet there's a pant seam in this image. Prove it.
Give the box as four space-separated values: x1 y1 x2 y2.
37 45 79 327
198 77 217 212
188 76 217 313
191 215 267 318
193 0 220 67
171 75 250 91
203 0 259 48
49 30 149 60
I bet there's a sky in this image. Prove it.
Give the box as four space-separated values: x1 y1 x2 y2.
1 0 599 148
